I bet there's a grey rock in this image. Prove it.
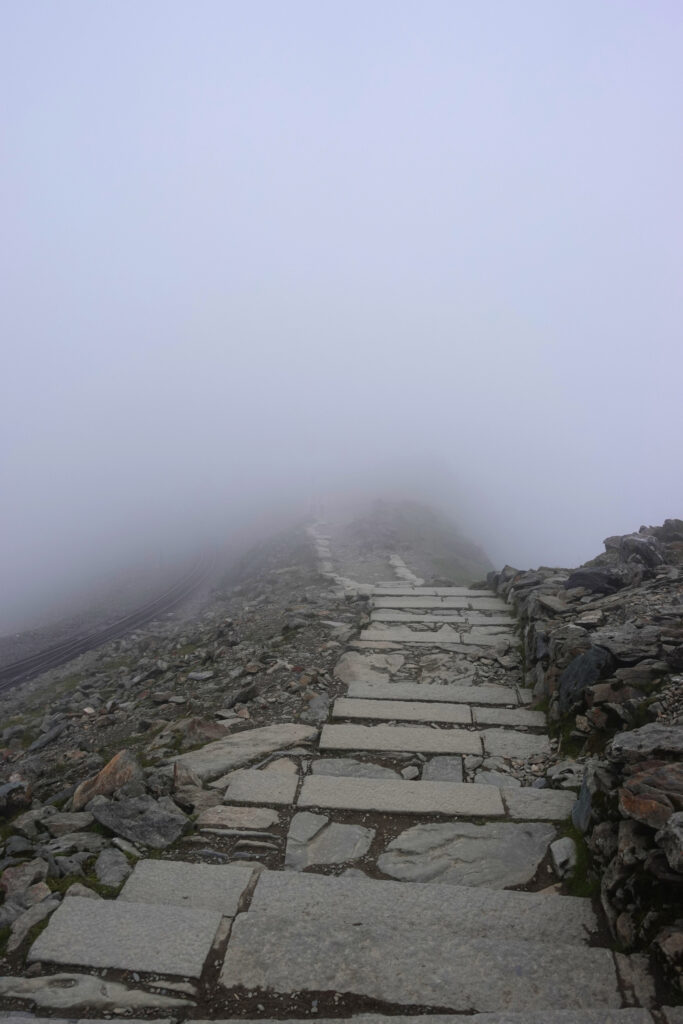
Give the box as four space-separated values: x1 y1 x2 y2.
0 971 192 1011
7 898 60 953
481 730 551 759
476 770 521 787
28 896 222 978
378 821 556 888
285 812 374 870
558 647 615 713
610 723 683 762
655 812 683 873
401 765 421 780
334 651 404 685
551 837 577 878
503 787 576 821
300 693 330 724
311 757 400 780
45 813 93 837
94 847 131 887
91 795 187 849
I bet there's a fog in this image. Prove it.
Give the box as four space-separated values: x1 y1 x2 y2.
2 1 682 632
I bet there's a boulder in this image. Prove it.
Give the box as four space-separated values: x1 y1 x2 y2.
91 795 188 849
610 723 683 763
72 750 143 811
557 646 615 713
655 812 683 873
618 762 683 830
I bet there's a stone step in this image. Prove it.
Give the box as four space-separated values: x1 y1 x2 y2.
371 609 513 624
1 1013 658 1024
373 595 508 610
360 626 510 646
28 896 221 978
333 697 546 729
320 722 551 759
119 858 256 915
248 870 600 945
299 773 506 817
347 678 524 705
319 722 483 756
220 913 621 1011
371 587 502 597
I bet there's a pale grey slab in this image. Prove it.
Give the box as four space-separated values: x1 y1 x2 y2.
285 812 374 870
248 868 598 945
310 757 400 780
220 915 620 1010
28 897 221 977
473 707 547 728
119 858 255 916
482 729 551 758
320 723 483 756
503 787 577 821
347 678 520 706
298 774 505 817
193 1015 654 1024
224 768 298 805
371 610 513 625
171 724 317 782
361 627 467 646
422 755 464 782
372 596 508 611
333 697 472 724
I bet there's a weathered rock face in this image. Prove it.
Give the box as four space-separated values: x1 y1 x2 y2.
72 750 143 811
488 520 683 994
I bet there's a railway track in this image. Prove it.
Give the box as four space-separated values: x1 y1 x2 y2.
0 558 214 693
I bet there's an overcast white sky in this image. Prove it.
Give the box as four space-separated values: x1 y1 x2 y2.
2 1 682 629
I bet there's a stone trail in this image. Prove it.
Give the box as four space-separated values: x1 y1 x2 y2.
15 530 663 1022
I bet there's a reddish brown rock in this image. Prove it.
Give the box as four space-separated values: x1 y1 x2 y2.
619 762 683 830
72 749 142 811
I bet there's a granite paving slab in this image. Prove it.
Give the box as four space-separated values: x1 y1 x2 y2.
320 723 483 756
347 679 520 705
310 757 400 779
372 596 508 611
285 811 374 869
248 869 599 945
171 724 317 782
298 774 505 817
219 915 620 1010
28 896 221 977
224 768 298 805
333 697 472 724
377 820 557 888
3 1015 656 1024
482 729 551 758
371 610 513 625
119 859 255 915
502 786 577 821
422 755 464 782
473 706 547 728
196 805 279 829
371 587 503 597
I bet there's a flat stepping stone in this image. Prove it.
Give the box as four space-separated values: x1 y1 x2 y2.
196 805 279 830
224 768 298 805
378 820 557 889
371 610 513 625
119 859 255 916
247 869 599 945
298 774 505 817
361 627 471 646
172 723 317 782
481 730 551 758
423 755 464 782
285 811 374 870
347 679 522 706
473 706 546 728
187 1014 655 1023
320 723 483 756
372 587 501 597
311 757 400 780
373 596 508 611
28 896 221 978
333 697 472 724
220 915 620 1011
502 787 577 821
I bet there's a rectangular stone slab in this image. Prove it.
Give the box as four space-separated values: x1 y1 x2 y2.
119 859 255 916
333 697 472 724
347 679 521 706
193 1014 655 1024
360 627 469 646
224 768 298 805
502 787 577 821
373 596 508 611
28 896 221 978
372 587 499 597
298 774 504 817
320 723 483 756
473 707 547 728
371 610 513 625
481 730 551 758
220 914 621 1011
171 724 317 782
248 869 598 945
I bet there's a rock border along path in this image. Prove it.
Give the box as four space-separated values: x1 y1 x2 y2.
22 525 661 1021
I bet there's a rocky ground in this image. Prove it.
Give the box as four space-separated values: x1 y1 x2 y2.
0 506 680 1022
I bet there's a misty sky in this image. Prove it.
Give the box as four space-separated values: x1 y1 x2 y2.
2 1 682 630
